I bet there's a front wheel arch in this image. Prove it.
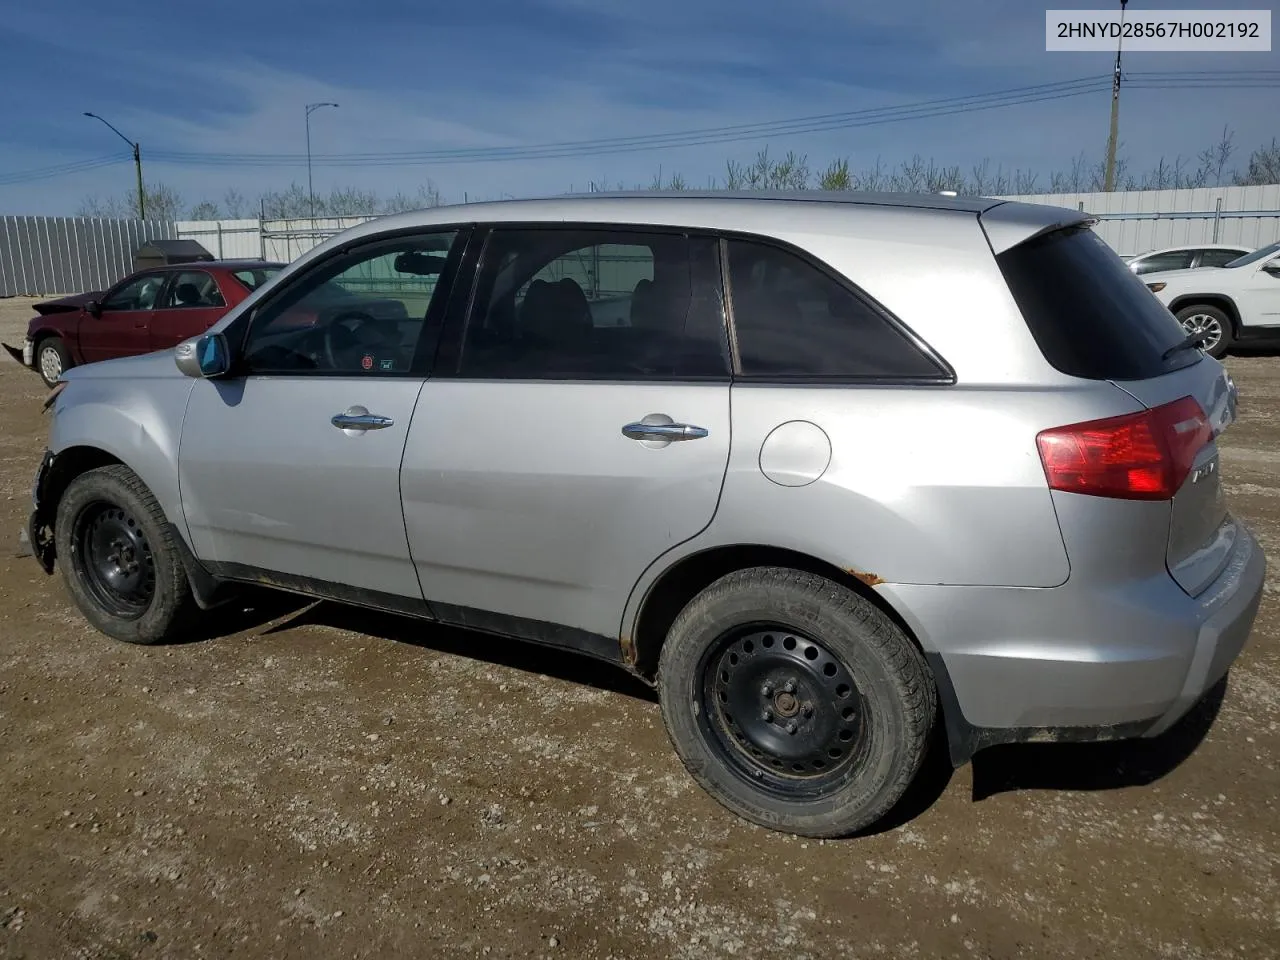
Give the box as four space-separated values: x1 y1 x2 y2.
1168 295 1241 334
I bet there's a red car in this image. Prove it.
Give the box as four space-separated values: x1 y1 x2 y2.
3 259 284 387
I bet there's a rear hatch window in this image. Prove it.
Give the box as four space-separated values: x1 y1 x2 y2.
994 223 1198 381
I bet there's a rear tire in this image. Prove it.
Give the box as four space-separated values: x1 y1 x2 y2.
657 566 936 838
54 465 196 645
35 336 72 388
1174 304 1233 359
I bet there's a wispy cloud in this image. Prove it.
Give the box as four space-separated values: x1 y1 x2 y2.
0 0 1276 213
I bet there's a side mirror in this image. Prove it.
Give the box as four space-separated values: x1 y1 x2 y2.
85 299 102 318
1263 260 1280 276
174 332 230 378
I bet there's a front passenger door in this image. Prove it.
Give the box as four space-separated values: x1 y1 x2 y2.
177 227 468 607
79 272 166 363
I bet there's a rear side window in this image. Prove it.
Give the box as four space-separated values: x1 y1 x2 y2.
725 239 946 380
996 225 1194 380
459 228 729 380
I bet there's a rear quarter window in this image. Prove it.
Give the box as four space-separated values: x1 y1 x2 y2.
995 224 1197 381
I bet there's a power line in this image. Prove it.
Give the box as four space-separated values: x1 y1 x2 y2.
144 71 1280 169
148 78 1116 168
0 154 131 186
1 70 1276 184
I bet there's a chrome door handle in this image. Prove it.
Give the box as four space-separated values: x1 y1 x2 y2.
332 407 394 431
621 420 709 441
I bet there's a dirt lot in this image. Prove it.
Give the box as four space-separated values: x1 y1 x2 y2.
0 296 1276 960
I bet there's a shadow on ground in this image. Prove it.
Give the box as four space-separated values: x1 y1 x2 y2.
190 589 1229 829
969 674 1227 801
256 598 658 702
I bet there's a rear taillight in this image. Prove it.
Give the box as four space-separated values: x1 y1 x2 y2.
1036 396 1212 501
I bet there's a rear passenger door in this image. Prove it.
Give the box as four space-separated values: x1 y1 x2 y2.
403 225 732 647
149 268 228 351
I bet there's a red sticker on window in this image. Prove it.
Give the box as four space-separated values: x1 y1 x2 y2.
361 354 374 370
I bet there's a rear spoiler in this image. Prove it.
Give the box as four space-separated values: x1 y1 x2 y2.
978 200 1096 256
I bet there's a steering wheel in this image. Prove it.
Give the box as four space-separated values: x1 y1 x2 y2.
322 312 377 370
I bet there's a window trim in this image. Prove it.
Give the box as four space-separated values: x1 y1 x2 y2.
438 221 734 384
222 223 474 380
717 230 956 385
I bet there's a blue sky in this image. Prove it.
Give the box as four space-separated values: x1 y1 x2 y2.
0 0 1276 215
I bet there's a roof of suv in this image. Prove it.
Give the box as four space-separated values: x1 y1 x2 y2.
557 189 1005 214
307 190 1089 262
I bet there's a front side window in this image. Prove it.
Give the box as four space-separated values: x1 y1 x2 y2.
725 239 944 379
458 228 729 379
241 230 458 375
102 273 165 312
1132 251 1195 275
162 270 226 308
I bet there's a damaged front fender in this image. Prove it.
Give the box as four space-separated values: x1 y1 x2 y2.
27 449 56 574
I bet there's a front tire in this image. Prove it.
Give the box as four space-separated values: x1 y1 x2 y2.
657 567 936 838
1174 304 1233 359
35 336 72 388
54 465 196 645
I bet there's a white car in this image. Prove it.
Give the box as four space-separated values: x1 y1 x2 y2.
1143 240 1280 358
1126 243 1253 276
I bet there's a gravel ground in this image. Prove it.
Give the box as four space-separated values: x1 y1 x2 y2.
0 297 1277 960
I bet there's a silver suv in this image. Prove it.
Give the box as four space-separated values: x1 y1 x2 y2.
27 192 1266 838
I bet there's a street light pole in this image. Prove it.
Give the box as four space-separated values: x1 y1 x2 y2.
83 112 146 218
1102 0 1129 192
305 102 339 218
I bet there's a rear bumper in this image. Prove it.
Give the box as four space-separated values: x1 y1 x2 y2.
882 520 1266 763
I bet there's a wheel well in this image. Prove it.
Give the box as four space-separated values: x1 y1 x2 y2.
629 545 921 679
31 329 63 349
1169 295 1240 333
44 446 124 516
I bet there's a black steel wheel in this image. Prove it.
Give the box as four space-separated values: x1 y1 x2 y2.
71 500 157 619
697 625 871 800
54 464 196 645
658 566 936 838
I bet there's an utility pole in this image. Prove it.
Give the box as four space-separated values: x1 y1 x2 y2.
305 102 339 218
83 112 146 218
1103 0 1129 192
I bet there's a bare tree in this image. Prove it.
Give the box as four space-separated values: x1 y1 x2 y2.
76 182 184 220
852 156 887 191
222 188 248 218
188 200 220 220
1234 137 1280 185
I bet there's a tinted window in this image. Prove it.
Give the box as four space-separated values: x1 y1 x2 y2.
102 273 165 312
1198 249 1247 268
162 270 225 308
997 225 1195 381
725 239 943 379
242 231 457 375
1224 241 1280 268
233 267 282 291
1132 250 1195 275
459 228 729 379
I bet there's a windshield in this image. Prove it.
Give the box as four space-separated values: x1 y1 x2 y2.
1223 242 1280 268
